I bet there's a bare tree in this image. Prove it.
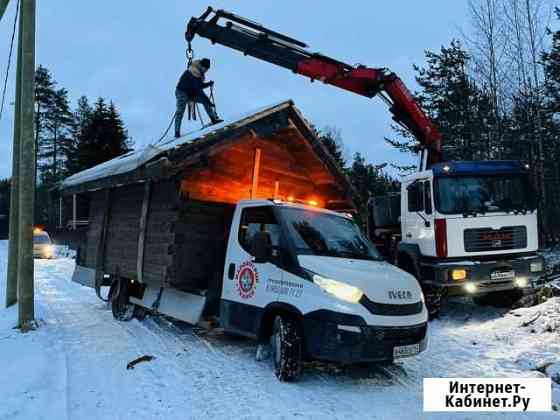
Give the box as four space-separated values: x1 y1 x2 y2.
503 0 552 235
466 0 553 238
465 0 510 157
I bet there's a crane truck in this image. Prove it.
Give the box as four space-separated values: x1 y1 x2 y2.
185 7 545 317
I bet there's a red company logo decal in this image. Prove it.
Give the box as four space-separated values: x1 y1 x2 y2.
235 261 259 299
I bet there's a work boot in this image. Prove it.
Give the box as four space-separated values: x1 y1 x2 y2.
208 107 222 125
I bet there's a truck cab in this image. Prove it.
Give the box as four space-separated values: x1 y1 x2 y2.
221 200 428 377
370 161 545 316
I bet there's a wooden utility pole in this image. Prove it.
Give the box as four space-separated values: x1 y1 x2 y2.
16 0 36 328
5 0 22 308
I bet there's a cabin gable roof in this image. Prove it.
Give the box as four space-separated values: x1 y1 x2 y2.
60 100 356 209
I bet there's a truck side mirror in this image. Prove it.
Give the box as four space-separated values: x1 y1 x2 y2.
251 231 272 263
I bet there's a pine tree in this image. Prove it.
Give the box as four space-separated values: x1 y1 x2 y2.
386 41 498 162
34 65 56 182
347 153 398 224
64 96 93 177
76 98 132 171
0 178 9 238
0 178 10 216
317 126 346 169
39 88 73 187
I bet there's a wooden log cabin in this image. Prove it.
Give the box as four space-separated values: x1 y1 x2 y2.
61 100 356 300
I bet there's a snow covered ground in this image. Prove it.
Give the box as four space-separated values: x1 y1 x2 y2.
1 240 559 420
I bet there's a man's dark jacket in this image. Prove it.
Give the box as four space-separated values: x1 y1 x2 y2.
177 70 212 97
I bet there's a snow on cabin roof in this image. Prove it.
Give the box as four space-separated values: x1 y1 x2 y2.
61 100 294 190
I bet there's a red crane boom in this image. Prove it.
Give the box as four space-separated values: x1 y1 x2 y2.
186 7 443 165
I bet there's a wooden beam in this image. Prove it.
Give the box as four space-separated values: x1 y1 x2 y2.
137 181 151 284
251 148 261 199
94 189 112 301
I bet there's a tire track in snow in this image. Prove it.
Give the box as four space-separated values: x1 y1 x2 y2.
34 259 169 420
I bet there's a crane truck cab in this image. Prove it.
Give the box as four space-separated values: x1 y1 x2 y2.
116 199 428 381
369 160 545 317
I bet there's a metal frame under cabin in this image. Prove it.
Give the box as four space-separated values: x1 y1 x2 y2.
66 102 356 323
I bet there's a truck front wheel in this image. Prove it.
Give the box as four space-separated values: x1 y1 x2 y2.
110 279 135 321
423 284 443 319
271 315 302 382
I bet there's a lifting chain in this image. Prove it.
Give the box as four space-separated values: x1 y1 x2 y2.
186 40 196 121
186 41 194 67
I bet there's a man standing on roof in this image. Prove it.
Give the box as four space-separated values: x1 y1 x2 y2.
175 58 222 138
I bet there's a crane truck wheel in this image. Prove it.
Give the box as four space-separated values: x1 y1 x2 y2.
271 315 302 382
398 256 442 319
422 284 443 320
110 278 135 322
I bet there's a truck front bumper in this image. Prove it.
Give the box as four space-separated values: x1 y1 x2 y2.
302 312 427 364
423 254 545 296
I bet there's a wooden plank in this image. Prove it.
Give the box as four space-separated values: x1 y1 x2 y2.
94 189 112 300
137 181 151 284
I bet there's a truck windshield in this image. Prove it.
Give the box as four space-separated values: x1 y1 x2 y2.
279 207 382 261
435 175 535 215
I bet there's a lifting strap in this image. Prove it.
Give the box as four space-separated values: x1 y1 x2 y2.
187 101 196 121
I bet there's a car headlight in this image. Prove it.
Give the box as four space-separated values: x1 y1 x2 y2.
312 274 363 303
530 261 543 273
44 245 54 257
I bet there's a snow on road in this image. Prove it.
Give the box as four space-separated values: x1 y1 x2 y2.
0 240 559 420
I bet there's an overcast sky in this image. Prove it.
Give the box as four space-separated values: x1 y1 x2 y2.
0 1 468 179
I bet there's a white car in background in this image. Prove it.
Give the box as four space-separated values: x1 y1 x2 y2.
33 229 55 259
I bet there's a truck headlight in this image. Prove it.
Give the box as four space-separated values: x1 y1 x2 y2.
44 245 54 258
514 277 529 288
312 274 364 303
530 261 543 273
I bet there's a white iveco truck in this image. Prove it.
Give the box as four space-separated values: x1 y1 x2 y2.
369 160 545 317
132 199 428 381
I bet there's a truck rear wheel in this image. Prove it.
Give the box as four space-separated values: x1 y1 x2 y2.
271 315 302 382
473 289 523 308
110 279 135 321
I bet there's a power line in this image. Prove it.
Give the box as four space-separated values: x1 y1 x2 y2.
0 0 20 121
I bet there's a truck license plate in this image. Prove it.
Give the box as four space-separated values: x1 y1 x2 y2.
490 270 515 281
393 343 420 358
